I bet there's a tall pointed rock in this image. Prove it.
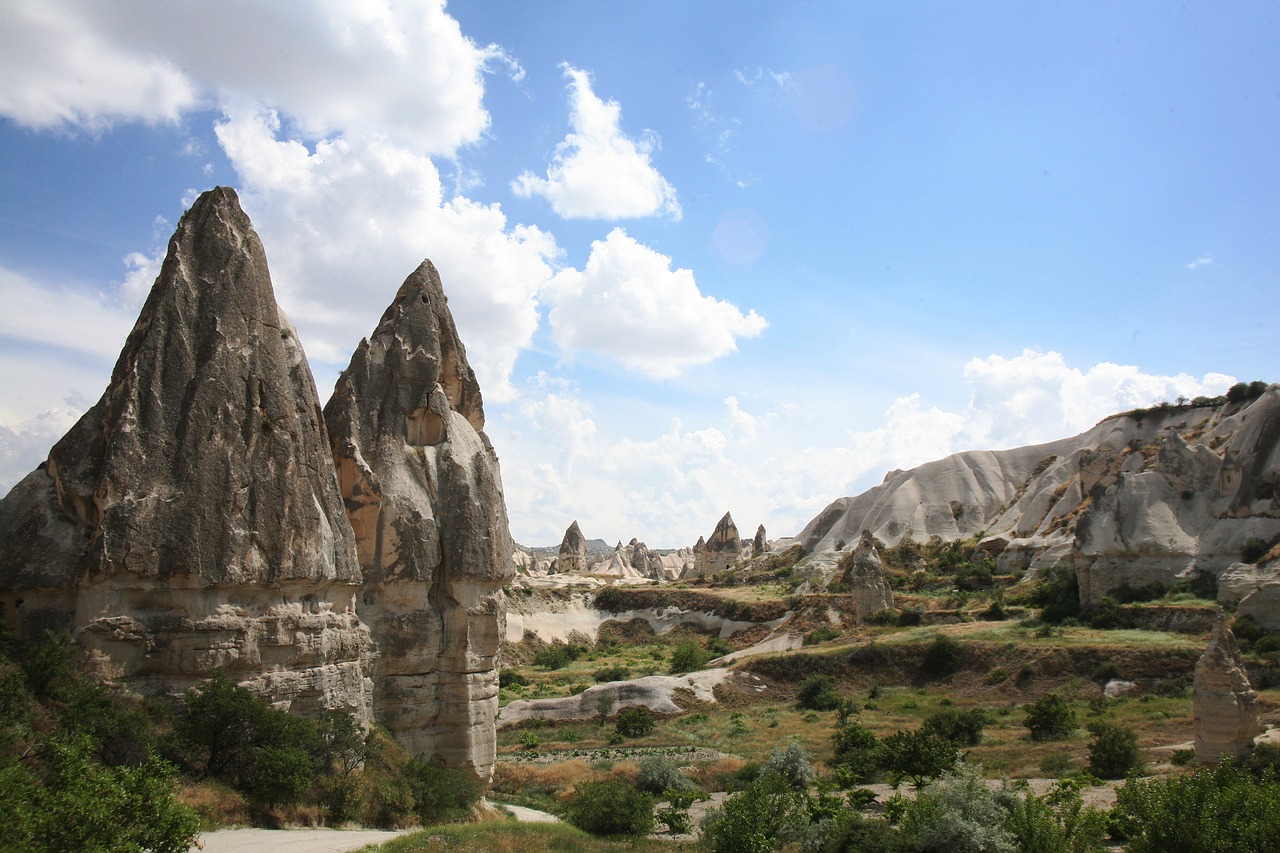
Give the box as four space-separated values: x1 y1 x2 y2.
0 187 371 716
556 521 588 573
688 512 742 578
325 260 513 777
1193 614 1260 763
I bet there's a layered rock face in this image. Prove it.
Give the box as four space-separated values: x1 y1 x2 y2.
689 512 742 577
0 188 372 716
797 392 1280 605
556 521 588 574
324 260 513 776
1193 615 1260 763
839 530 895 621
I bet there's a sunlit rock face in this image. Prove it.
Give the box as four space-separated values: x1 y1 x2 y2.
556 521 588 574
0 187 373 718
324 259 514 778
688 512 742 578
840 530 894 621
796 390 1280 607
1194 615 1260 764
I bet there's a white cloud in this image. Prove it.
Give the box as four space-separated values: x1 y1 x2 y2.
214 107 560 401
0 0 497 154
512 65 681 220
0 408 83 497
0 1 196 131
1187 255 1213 270
545 228 766 378
491 351 1235 547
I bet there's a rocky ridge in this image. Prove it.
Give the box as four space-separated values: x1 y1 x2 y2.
796 392 1280 602
0 188 511 775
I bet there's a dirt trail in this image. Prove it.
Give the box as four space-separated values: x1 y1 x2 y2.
195 827 409 853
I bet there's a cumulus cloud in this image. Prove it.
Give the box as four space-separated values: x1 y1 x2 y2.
214 106 560 400
0 408 83 496
512 65 681 220
1187 255 1213 270
0 0 497 154
0 1 196 131
545 228 766 378
492 350 1234 547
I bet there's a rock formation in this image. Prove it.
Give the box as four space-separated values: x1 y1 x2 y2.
1193 614 1260 763
839 530 895 620
688 512 742 578
0 187 372 717
796 391 1280 606
324 259 513 776
556 521 588 574
753 525 767 557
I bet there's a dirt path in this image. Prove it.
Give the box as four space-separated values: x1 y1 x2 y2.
195 827 410 853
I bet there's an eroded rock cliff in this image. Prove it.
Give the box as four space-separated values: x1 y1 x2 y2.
1193 614 1260 763
324 259 513 776
0 187 372 717
797 392 1280 605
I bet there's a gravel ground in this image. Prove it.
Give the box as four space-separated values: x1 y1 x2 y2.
194 827 410 853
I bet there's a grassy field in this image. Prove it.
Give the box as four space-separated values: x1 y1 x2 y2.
358 820 695 852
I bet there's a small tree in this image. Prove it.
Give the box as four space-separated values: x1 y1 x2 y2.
832 719 881 785
563 778 654 836
922 708 992 747
764 741 816 790
1024 693 1077 742
1086 722 1140 779
669 639 710 674
701 770 810 853
796 674 841 711
921 635 965 678
901 764 1016 853
614 705 656 738
879 729 959 787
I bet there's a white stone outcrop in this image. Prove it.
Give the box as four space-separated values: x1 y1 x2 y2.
1193 614 1260 764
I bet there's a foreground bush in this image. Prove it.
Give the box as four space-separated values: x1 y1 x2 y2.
1112 761 1280 852
901 765 1016 853
1086 722 1140 779
702 770 810 853
562 777 654 836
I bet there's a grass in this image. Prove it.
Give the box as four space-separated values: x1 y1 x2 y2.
360 820 695 852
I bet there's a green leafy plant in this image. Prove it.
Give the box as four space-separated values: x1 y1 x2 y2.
1024 693 1077 742
1086 721 1140 779
562 777 655 836
613 706 656 739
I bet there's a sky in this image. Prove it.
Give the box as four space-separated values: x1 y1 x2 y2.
0 1 1276 548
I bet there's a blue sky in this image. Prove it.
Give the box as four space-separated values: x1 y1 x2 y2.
1 1 1275 547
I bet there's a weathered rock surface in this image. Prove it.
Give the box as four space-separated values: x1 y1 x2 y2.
324 259 513 777
689 512 742 577
555 521 588 574
796 391 1280 606
840 530 895 620
753 525 767 557
0 187 372 717
1193 614 1260 763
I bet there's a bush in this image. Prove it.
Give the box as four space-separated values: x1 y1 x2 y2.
897 606 925 626
832 720 881 785
404 758 482 824
921 635 964 678
922 708 993 747
763 741 816 790
1024 693 1077 742
701 770 810 853
1028 563 1081 624
499 671 529 688
533 641 583 670
635 755 694 795
1002 782 1108 853
804 625 841 646
796 674 841 711
818 810 912 852
594 587 626 612
879 729 960 786
593 665 629 683
1086 722 1140 779
1243 538 1271 565
669 639 710 674
563 777 654 836
614 705 656 738
901 764 1016 853
1112 761 1280 852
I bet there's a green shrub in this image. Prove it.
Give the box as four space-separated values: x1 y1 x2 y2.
1002 781 1108 853
499 671 530 688
897 606 925 626
921 635 964 678
1086 722 1140 779
804 625 841 645
635 755 694 795
1024 693 1077 742
593 665 629 683
669 639 710 674
763 741 816 790
563 777 654 836
816 810 911 852
533 641 583 670
614 705 656 738
796 674 841 711
594 587 626 612
922 707 993 747
1112 761 1280 852
1243 538 1271 564
701 770 810 853
832 720 881 785
1027 563 1081 624
901 764 1016 853
404 758 482 824
879 729 960 786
